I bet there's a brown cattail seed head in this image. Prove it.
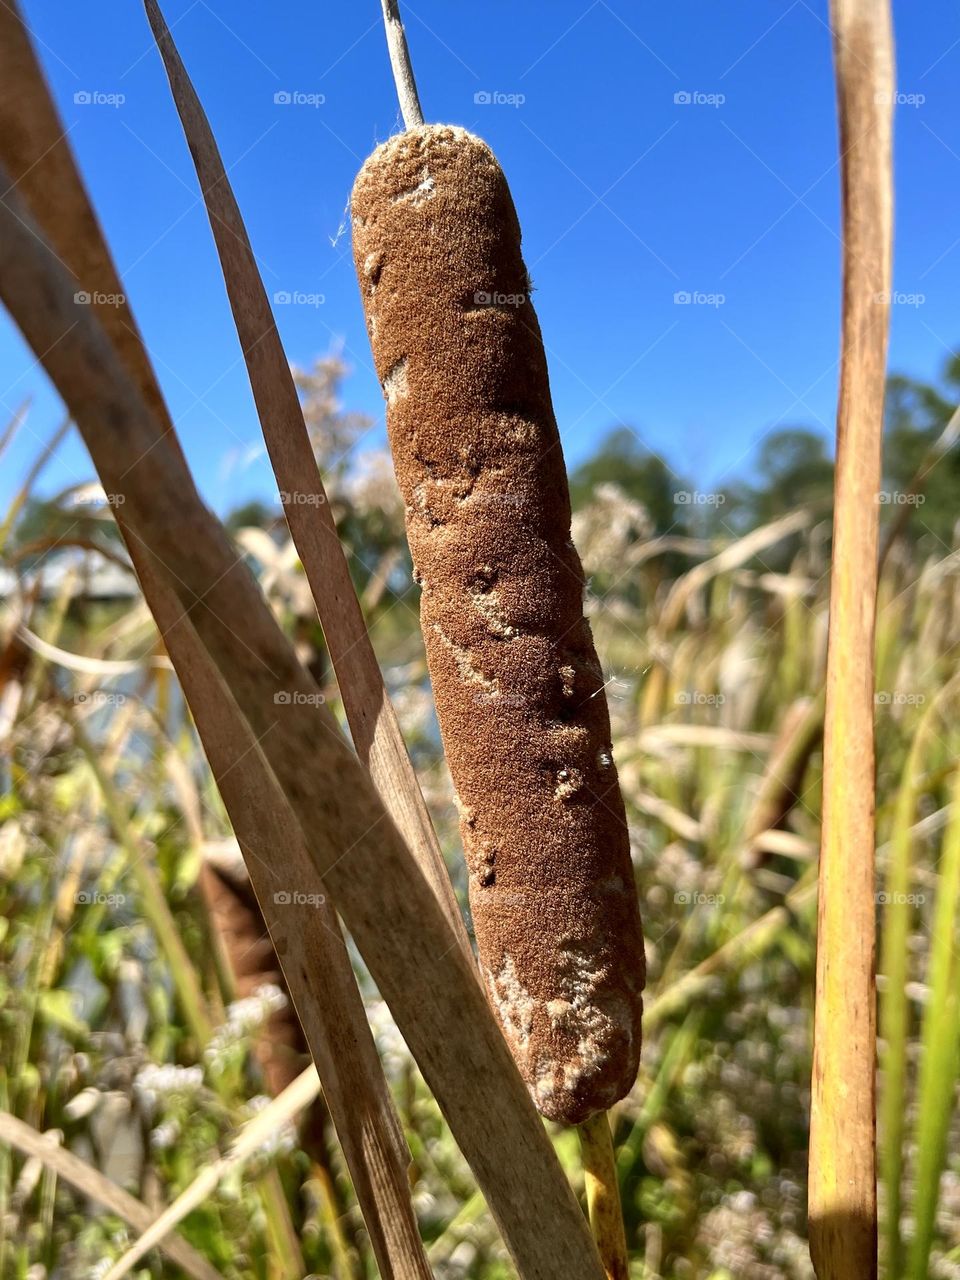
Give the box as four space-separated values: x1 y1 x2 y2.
351 125 645 1123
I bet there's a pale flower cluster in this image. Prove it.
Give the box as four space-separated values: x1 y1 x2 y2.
571 482 653 576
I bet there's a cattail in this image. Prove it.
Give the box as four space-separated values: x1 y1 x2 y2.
351 125 645 1124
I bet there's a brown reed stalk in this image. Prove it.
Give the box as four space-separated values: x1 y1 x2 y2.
0 13 428 1273
809 1 894 1276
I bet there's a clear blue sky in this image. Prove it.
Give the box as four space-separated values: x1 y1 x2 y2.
2 0 959 513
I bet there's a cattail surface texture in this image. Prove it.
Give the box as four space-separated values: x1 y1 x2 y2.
352 125 645 1123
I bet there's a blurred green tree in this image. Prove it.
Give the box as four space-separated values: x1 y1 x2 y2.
569 426 690 535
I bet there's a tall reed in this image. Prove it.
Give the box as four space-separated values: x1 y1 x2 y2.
809 1 894 1276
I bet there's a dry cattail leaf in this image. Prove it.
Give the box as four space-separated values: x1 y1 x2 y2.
141 0 471 965
741 694 824 870
351 125 646 1124
658 508 812 633
0 22 605 1273
0 12 428 1275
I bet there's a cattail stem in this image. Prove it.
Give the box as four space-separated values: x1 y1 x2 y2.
579 1112 629 1280
379 0 424 128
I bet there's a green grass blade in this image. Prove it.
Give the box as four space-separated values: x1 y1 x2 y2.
907 762 960 1279
878 726 926 1276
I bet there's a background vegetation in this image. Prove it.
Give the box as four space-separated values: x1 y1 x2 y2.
1 349 958 1278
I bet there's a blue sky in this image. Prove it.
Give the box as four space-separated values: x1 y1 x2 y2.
2 0 959 514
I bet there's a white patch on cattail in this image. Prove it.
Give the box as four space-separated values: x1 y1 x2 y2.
554 767 583 802
547 998 574 1026
454 794 476 828
363 251 383 293
393 167 434 205
559 664 576 698
486 956 535 1050
470 584 517 639
382 356 409 405
432 623 499 694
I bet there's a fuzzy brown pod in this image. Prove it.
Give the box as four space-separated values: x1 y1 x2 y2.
351 125 646 1123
